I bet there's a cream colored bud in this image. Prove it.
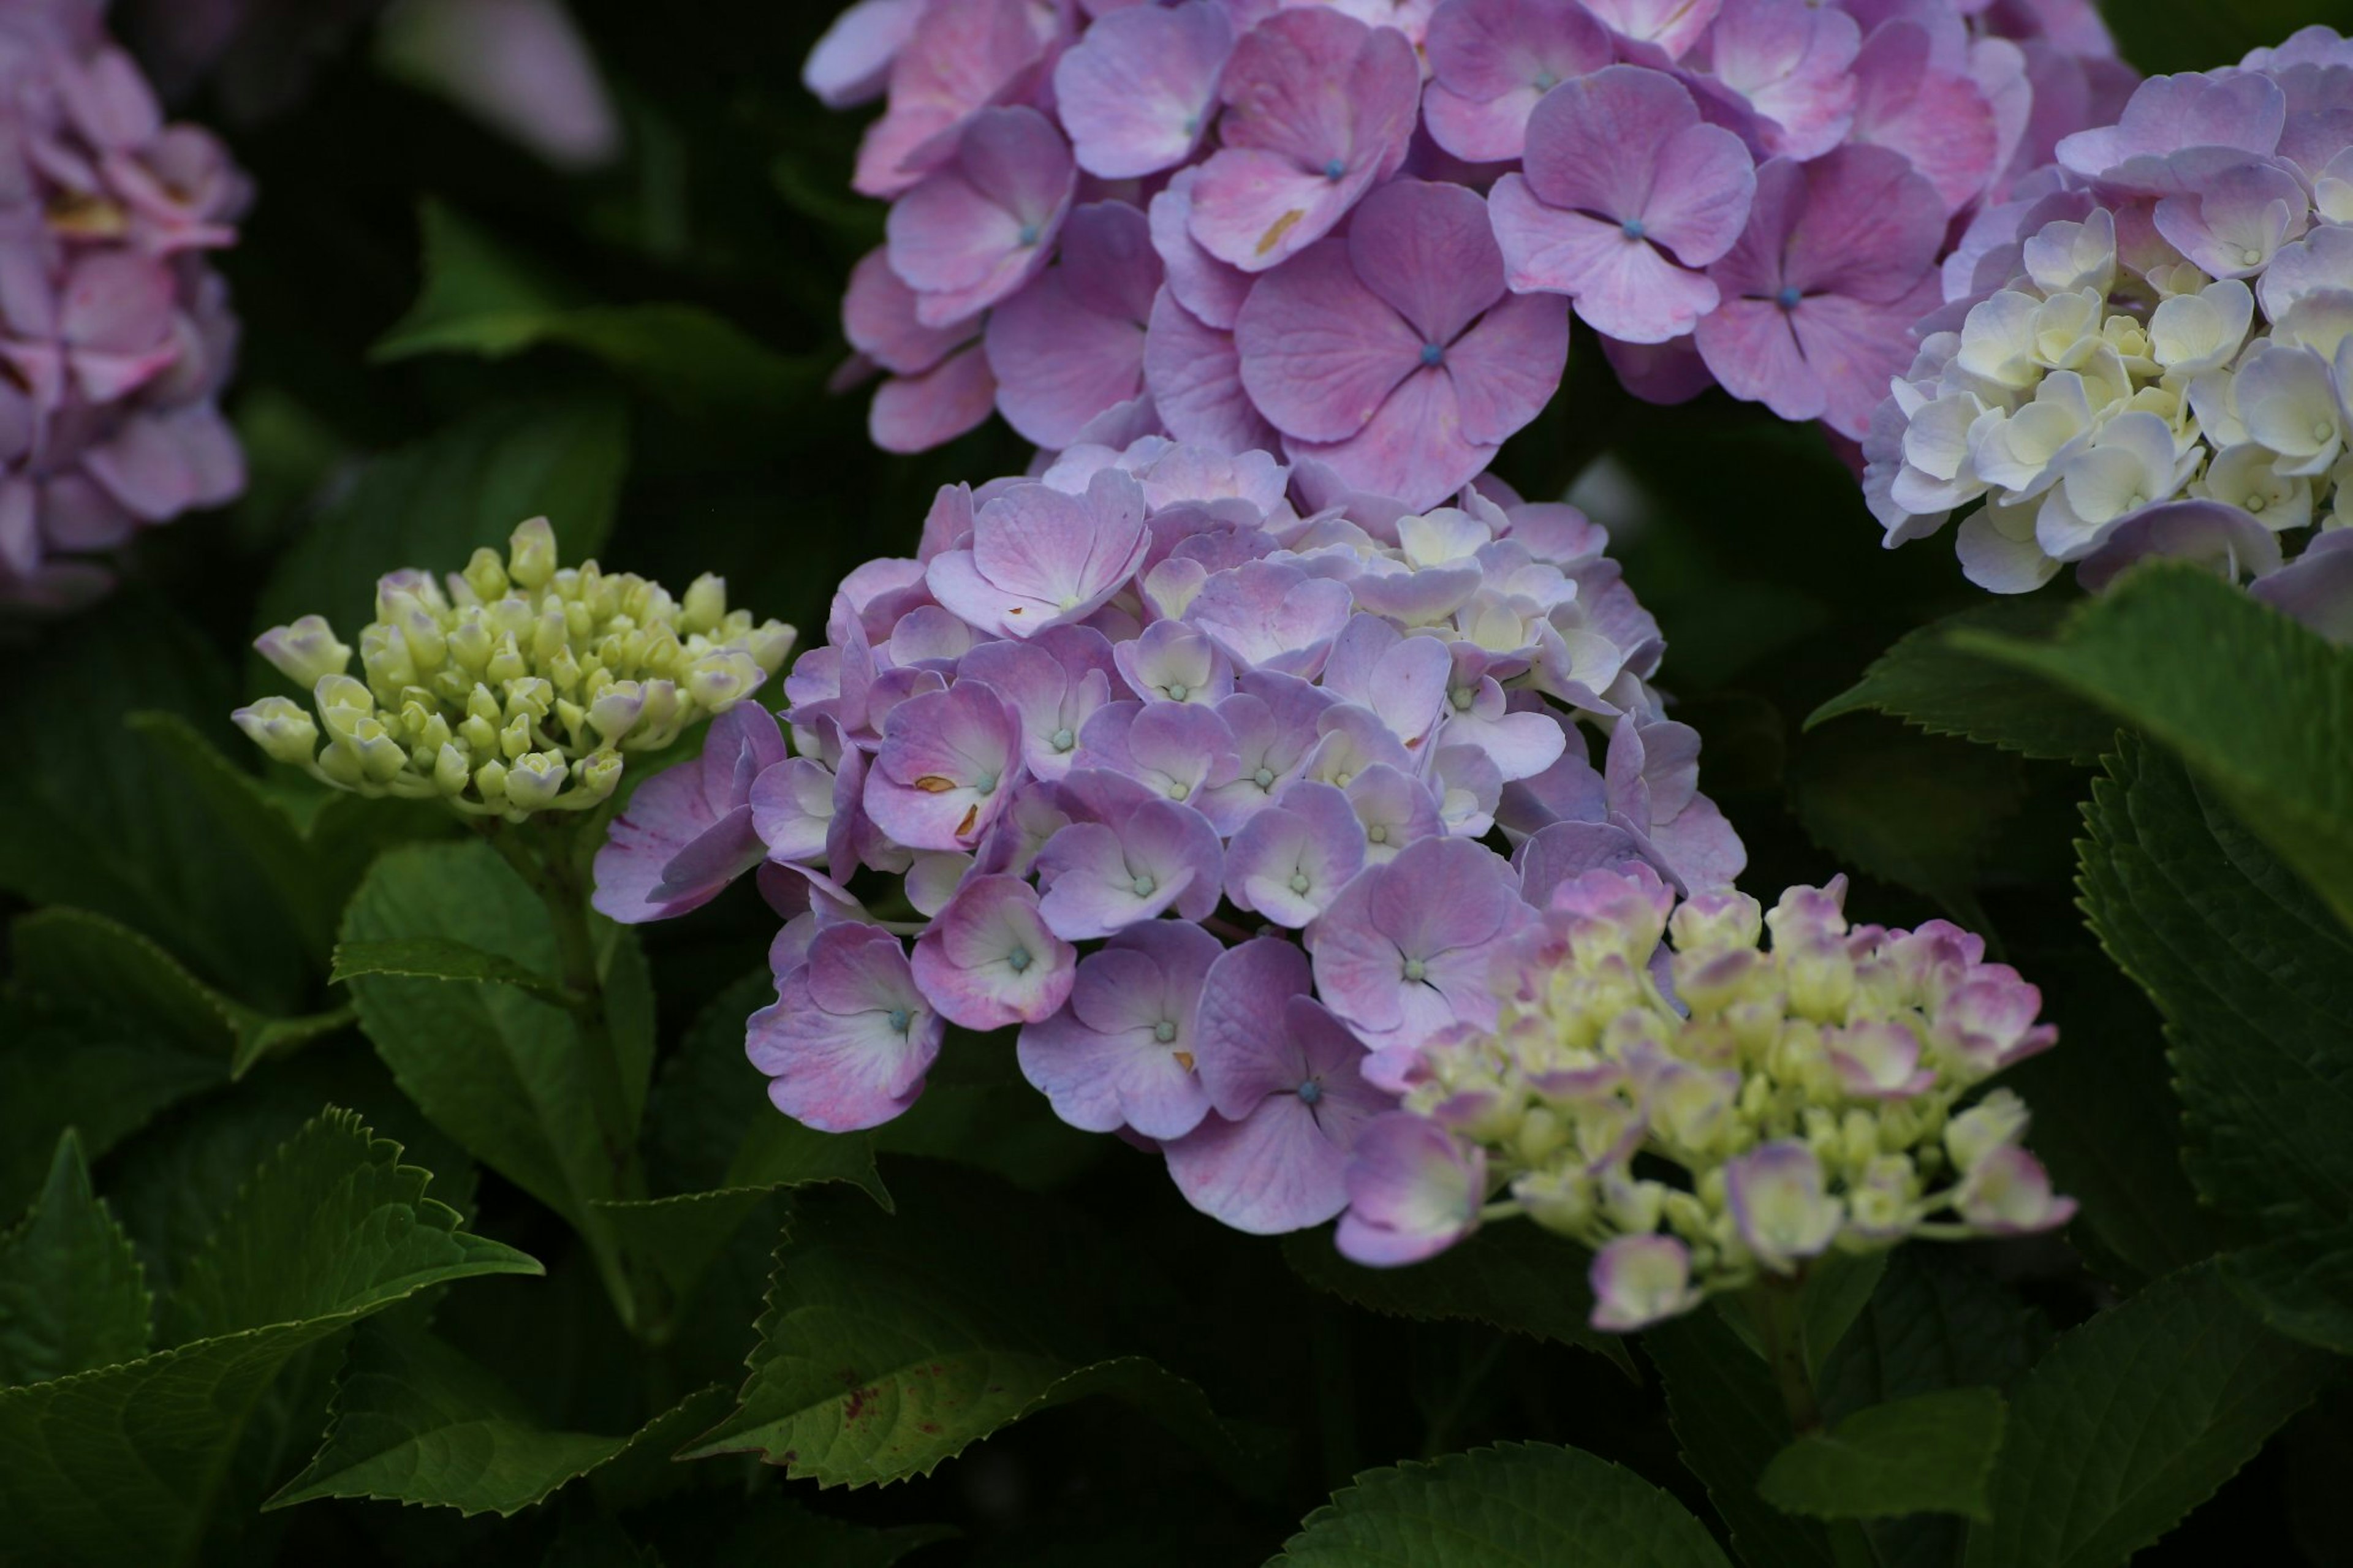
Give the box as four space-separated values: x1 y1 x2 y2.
447 614 494 673
577 751 624 801
745 619 797 674
507 517 558 590
681 573 727 634
474 757 509 802
315 673 375 713
486 632 529 686
433 741 472 795
462 547 509 602
232 698 319 764
504 751 569 812
589 681 646 741
254 615 352 688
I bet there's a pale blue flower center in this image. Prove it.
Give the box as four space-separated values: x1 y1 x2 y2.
1167 682 1190 701
1324 157 1347 180
1051 727 1075 751
1297 1079 1324 1105
977 770 999 793
1621 218 1646 241
1289 871 1313 894
1402 957 1427 983
1018 222 1042 246
887 1008 912 1034
1776 285 1804 311
1420 342 1445 367
1153 1020 1178 1043
1006 946 1033 974
1132 873 1158 897
1533 70 1559 92
1254 766 1276 789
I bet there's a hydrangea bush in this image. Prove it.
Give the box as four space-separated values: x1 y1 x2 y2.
1868 25 2353 634
7 5 2352 1566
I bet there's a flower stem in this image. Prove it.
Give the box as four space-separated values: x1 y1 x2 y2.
1751 1276 1879 1568
477 816 662 1337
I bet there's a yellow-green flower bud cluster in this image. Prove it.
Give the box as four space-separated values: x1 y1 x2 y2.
1400 867 2071 1325
233 518 794 822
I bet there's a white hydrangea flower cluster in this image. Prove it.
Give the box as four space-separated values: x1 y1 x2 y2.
233 518 795 821
1870 209 2351 593
1360 866 2073 1332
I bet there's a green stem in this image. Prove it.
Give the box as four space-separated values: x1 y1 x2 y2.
1751 1278 1879 1568
477 817 661 1338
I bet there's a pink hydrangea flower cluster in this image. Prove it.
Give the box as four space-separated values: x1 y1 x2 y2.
1867 25 2353 640
594 434 1746 1237
808 0 2129 501
1336 863 2072 1333
0 1 251 612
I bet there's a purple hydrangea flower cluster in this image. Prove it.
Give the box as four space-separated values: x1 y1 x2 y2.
1866 25 2353 639
1336 863 2072 1332
594 434 1746 1237
808 0 2129 500
0 1 251 613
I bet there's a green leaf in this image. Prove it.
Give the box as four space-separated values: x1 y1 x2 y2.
1282 1224 1634 1377
266 1320 727 1517
1647 1309 1838 1568
340 841 653 1322
1784 716 2028 924
2079 737 2353 1351
1999 941 2227 1287
1817 1252 2050 1425
374 201 817 420
126 710 446 980
12 907 353 1085
1759 1388 2006 1522
0 1004 225 1219
331 934 581 1007
1270 1441 1732 1567
0 1132 151 1386
1806 600 2116 765
253 395 629 648
1958 563 2353 933
1962 1265 2330 1568
0 588 313 1008
680 1167 1258 1490
0 1111 536 1566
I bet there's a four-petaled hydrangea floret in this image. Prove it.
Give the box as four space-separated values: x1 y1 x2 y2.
1344 864 2073 1334
232 518 795 820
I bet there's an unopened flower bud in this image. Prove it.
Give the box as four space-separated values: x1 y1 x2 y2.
504 751 569 812
232 698 319 763
508 517 558 590
681 572 727 634
255 616 352 687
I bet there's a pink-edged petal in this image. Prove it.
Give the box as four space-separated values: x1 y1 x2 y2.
1781 144 1946 303
1053 0 1232 179
1442 288 1571 444
1421 0 1613 162
803 0 923 109
1694 296 1820 422
885 105 1076 327
1150 167 1254 330
1346 178 1506 348
1144 287 1283 453
871 343 999 453
843 245 971 376
1165 1096 1349 1232
1233 238 1421 443
1188 149 1370 275
987 272 1148 449
1789 278 1941 439
1644 122 1759 267
1521 64 1703 222
1284 366 1491 513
